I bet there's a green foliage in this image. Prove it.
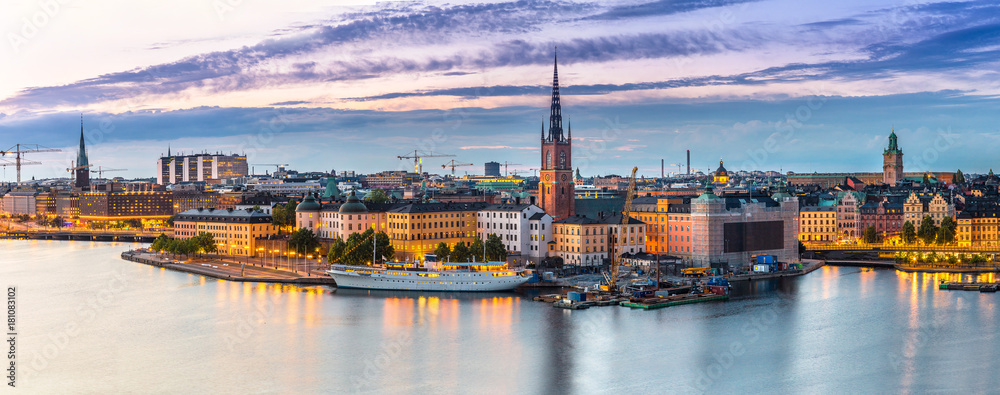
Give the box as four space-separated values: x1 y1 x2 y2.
434 242 451 262
469 237 485 262
936 216 956 245
917 215 938 245
166 214 176 227
485 233 507 262
151 233 170 252
863 226 878 244
363 188 391 204
327 238 348 264
124 218 142 229
954 169 965 184
271 201 297 233
288 228 320 256
901 221 917 244
334 229 394 265
191 232 218 255
798 240 806 255
451 241 471 263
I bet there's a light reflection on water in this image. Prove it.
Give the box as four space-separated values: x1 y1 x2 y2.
3 241 998 393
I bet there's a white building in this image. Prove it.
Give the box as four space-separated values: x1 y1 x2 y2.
1 191 38 216
156 153 248 185
475 204 552 266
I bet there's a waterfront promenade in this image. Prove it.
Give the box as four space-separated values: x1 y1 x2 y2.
122 249 335 285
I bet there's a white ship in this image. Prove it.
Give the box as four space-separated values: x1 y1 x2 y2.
326 255 530 292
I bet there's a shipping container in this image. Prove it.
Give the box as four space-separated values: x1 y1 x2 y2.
753 264 773 273
756 255 776 264
567 292 587 302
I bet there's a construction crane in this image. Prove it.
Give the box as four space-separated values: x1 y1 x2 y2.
92 166 127 178
397 150 455 174
603 166 638 293
0 144 61 183
65 161 93 183
500 161 522 177
670 163 683 175
440 160 474 175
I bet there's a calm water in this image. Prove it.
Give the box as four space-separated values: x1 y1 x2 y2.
3 240 998 394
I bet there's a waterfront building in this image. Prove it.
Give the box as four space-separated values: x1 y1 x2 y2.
296 192 390 240
689 185 799 267
1 191 38 216
538 51 575 221
552 213 645 267
79 189 173 224
173 207 277 257
387 202 489 262
956 198 1000 247
156 151 248 185
903 192 955 227
55 191 79 218
475 204 552 266
858 197 903 237
799 206 837 243
35 190 58 217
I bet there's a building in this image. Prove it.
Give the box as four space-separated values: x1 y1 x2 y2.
75 120 90 190
386 202 490 262
475 204 552 266
365 171 422 188
883 130 903 185
484 162 501 177
552 213 645 267
956 199 1000 247
799 206 837 243
858 197 903 237
296 192 390 241
713 159 730 185
1 191 38 216
689 186 799 267
156 151 248 185
79 189 173 224
55 191 79 218
903 192 954 227
173 208 277 257
836 191 864 240
538 51 575 221
172 190 220 214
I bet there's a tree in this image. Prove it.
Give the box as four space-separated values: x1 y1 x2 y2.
921 174 931 185
451 241 471 263
917 215 938 245
251 205 262 212
798 240 806 255
288 228 320 257
271 201 297 233
485 233 507 262
373 231 394 263
343 231 368 265
192 232 218 255
166 214 176 227
469 237 485 262
151 233 170 252
937 216 957 245
863 226 879 244
954 169 965 184
434 242 452 262
901 221 917 244
327 238 348 264
364 188 390 204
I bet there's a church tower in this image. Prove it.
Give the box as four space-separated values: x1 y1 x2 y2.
883 129 903 185
539 49 574 221
75 116 91 190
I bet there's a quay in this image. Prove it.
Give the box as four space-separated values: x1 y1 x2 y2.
826 260 1000 273
938 282 999 292
121 250 336 286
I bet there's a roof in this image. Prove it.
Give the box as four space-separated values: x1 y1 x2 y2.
175 208 272 224
338 191 368 213
295 194 322 212
529 212 548 220
554 213 644 225
388 201 491 214
482 203 531 212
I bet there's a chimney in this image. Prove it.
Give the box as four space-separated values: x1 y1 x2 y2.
686 150 691 175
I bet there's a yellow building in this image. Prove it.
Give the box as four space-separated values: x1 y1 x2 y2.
713 159 730 185
630 197 682 254
903 192 954 227
799 206 837 243
173 207 278 256
386 202 489 262
956 209 999 248
553 213 645 267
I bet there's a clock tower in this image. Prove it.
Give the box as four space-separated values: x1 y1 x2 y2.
539 49 574 221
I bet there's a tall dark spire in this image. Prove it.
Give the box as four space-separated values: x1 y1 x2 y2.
77 115 88 167
547 47 564 143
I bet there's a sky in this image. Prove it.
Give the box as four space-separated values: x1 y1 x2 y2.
1 0 999 181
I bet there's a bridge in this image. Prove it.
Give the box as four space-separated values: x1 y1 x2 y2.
805 244 1000 254
1 229 170 243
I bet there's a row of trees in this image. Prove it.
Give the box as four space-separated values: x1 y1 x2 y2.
271 200 298 233
327 228 394 265
433 234 507 263
895 251 988 264
862 215 958 245
150 233 218 257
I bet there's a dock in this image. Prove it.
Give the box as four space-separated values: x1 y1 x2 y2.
121 250 336 286
938 282 999 292
620 294 729 310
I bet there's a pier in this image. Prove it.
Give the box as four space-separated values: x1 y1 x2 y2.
121 250 336 285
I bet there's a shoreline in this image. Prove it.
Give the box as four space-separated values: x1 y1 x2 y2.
121 250 336 286
827 259 1000 273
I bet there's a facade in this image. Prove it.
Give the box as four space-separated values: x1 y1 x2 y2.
296 192 389 241
386 202 489 262
903 192 954 227
365 171 421 188
172 190 220 214
1 191 38 216
836 191 864 240
799 206 837 242
79 190 173 222
713 159 730 185
156 152 248 185
55 191 79 218
538 51 575 221
552 213 645 267
956 199 1000 247
858 198 903 237
475 204 551 266
689 186 799 267
173 208 277 257
883 130 904 186
484 162 501 177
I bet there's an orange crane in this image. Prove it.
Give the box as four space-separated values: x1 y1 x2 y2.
602 166 638 293
397 150 455 174
0 144 61 183
501 161 522 176
440 160 473 175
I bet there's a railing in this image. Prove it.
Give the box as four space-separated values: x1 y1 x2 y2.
806 243 1000 253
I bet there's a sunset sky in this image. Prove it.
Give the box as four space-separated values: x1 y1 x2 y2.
1 0 999 180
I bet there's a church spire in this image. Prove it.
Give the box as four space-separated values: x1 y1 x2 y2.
77 115 89 167
547 47 564 143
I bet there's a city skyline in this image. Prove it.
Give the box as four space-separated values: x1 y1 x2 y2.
2 0 1000 180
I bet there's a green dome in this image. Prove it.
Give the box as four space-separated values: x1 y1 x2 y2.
339 191 368 213
295 194 321 212
696 185 721 201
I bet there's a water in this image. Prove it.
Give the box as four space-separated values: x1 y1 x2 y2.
3 240 998 393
